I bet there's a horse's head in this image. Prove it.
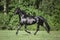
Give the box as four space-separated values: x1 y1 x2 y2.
14 7 27 17
14 7 21 15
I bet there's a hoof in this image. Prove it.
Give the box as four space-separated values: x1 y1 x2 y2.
28 32 31 34
47 31 50 33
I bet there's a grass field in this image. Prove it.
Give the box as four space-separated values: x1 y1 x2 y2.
0 30 60 40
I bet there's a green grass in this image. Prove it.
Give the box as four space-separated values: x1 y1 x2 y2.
0 30 60 40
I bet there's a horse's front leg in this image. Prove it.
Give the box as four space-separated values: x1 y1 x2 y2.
16 25 22 35
34 24 39 35
24 25 31 34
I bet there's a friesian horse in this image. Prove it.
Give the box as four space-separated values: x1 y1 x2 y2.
14 7 50 35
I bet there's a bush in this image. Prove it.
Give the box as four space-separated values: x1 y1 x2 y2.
0 13 9 30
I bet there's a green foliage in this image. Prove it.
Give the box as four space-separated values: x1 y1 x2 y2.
0 13 9 29
0 0 60 30
8 15 19 30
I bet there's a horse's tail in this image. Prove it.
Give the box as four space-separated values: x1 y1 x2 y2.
44 21 50 33
37 16 50 33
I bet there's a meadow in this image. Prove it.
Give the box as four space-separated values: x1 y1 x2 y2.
0 30 60 40
0 0 60 40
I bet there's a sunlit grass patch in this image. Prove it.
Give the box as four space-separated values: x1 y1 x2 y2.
0 30 60 40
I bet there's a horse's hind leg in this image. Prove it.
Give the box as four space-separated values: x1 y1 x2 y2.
34 24 39 35
41 22 50 33
24 25 31 34
16 25 22 35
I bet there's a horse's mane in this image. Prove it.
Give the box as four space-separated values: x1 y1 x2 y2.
21 10 26 15
16 7 34 17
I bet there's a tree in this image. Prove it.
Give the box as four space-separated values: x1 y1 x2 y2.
4 0 9 14
0 0 1 2
34 0 42 9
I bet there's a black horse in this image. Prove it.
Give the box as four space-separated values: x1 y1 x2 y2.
14 7 50 35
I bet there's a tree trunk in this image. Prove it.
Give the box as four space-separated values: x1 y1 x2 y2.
0 0 1 2
4 0 9 14
19 0 20 3
4 0 7 14
34 0 42 9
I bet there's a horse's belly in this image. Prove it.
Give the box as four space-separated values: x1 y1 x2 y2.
27 22 36 25
20 18 36 25
27 19 36 25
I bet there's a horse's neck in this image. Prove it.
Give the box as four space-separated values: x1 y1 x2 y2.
21 14 28 18
19 14 26 19
21 15 25 18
